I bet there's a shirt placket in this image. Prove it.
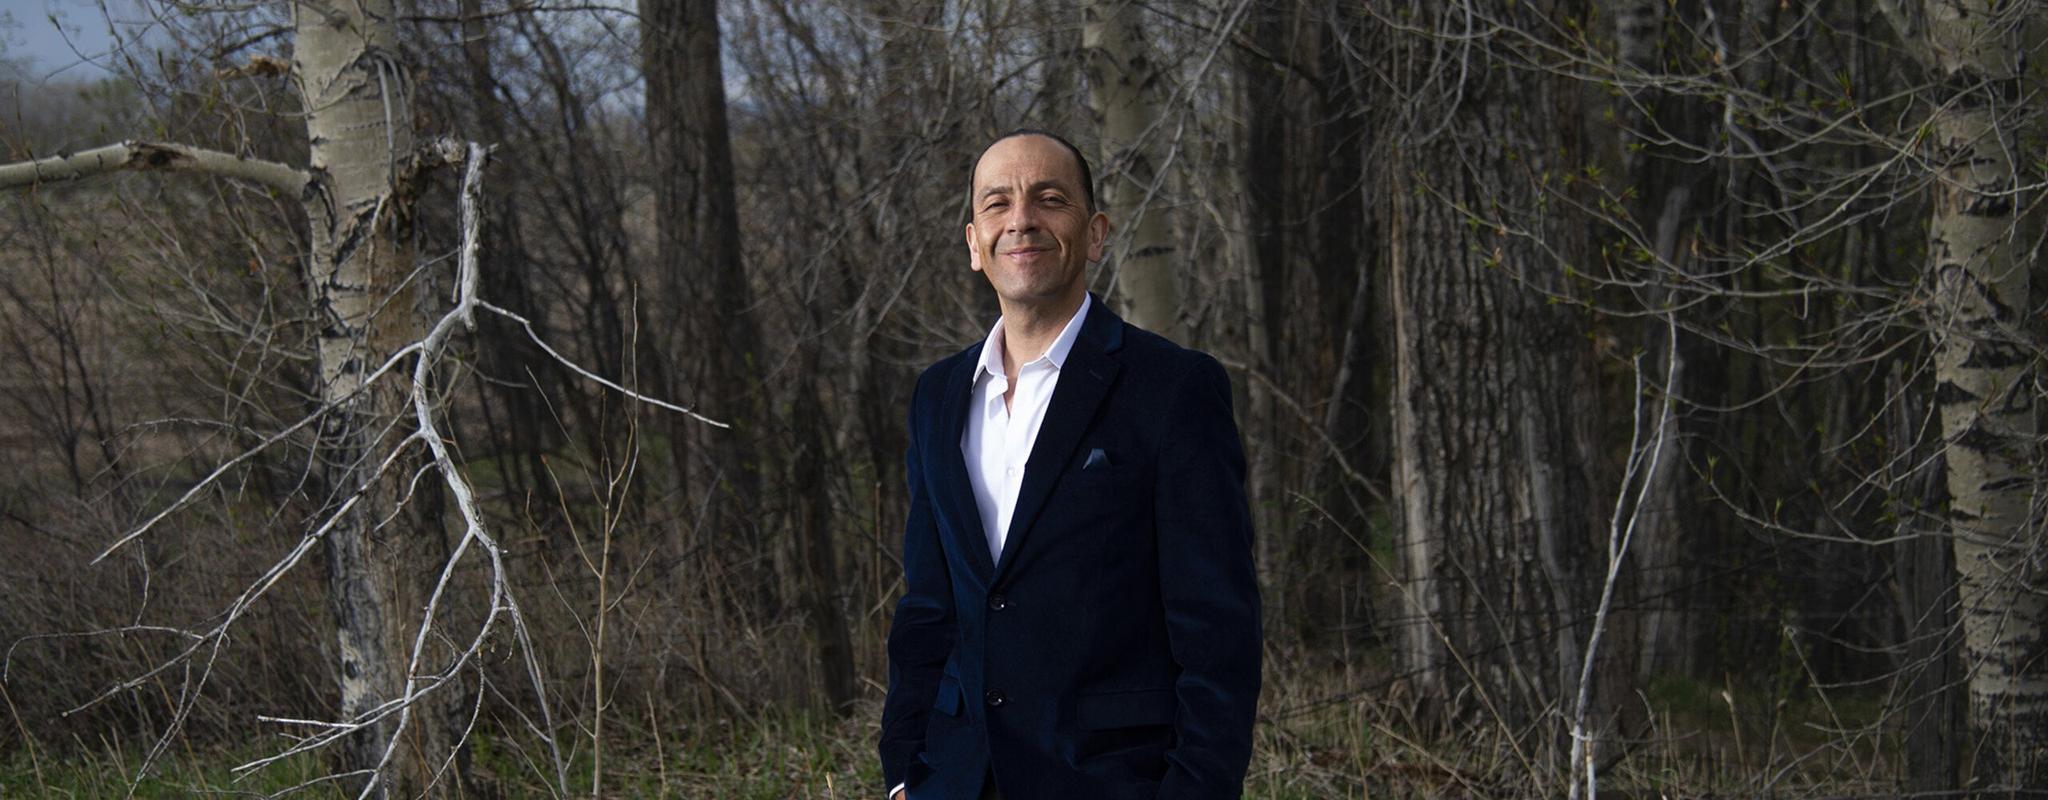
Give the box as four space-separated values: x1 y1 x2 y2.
982 374 1011 556
1006 366 1043 495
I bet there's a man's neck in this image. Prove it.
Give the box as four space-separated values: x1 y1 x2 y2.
997 291 1085 381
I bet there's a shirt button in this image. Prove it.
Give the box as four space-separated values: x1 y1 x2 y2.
988 594 1008 611
985 690 1007 707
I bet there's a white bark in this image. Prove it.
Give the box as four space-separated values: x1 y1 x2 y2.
1084 0 1179 338
292 1 432 795
0 140 308 193
1917 0 2047 787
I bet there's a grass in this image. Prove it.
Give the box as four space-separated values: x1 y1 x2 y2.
0 738 332 798
0 666 1907 798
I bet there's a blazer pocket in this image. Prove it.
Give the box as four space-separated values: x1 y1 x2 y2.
1076 688 1176 730
932 675 963 717
1063 463 1143 486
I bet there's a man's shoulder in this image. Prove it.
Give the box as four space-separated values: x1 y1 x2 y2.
1114 322 1227 385
917 340 983 381
909 340 984 403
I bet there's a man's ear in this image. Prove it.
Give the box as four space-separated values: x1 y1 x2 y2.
1086 211 1110 263
965 223 984 273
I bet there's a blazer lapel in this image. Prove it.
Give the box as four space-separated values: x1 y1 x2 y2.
993 299 1124 582
935 346 998 582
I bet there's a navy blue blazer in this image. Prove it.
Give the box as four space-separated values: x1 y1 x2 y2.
879 298 1261 799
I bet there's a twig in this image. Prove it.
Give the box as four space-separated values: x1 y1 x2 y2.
475 300 729 429
1569 315 1678 800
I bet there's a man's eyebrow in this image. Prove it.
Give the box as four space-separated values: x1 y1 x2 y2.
977 181 1072 204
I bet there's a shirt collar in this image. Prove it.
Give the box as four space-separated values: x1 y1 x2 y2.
975 293 1092 383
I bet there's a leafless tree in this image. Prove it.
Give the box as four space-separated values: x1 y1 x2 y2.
5 1 2047 796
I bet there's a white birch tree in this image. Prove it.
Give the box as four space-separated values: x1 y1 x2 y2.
0 3 562 795
1084 0 1180 338
1880 0 2048 788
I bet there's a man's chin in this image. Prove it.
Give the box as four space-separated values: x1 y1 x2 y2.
996 287 1085 312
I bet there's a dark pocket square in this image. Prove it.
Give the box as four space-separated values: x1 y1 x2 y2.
1083 447 1111 469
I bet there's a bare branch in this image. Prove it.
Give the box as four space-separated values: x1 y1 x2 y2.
1569 319 1678 799
475 300 731 428
0 141 310 195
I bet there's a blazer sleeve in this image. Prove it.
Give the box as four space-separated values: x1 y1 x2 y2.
878 375 958 792
1153 355 1262 799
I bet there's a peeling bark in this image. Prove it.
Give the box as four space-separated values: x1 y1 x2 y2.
293 1 441 794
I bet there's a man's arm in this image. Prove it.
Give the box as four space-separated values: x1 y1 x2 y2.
878 388 958 796
1153 355 1262 799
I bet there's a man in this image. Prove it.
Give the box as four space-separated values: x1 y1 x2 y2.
878 130 1261 799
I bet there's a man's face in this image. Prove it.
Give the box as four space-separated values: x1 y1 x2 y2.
965 135 1109 310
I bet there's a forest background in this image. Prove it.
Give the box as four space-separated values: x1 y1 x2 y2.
0 0 2043 797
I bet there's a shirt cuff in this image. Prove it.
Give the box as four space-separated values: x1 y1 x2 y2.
889 782 905 799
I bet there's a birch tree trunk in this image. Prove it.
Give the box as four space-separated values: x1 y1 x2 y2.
293 1 442 793
1387 0 1599 741
1083 0 1178 339
1909 0 2047 787
0 3 456 792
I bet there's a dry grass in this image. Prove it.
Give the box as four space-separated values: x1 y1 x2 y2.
1 646 1908 799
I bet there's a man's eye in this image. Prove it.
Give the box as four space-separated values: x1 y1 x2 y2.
1041 196 1066 206
984 201 1008 212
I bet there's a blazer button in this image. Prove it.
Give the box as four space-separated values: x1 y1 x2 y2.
984 690 1007 708
988 594 1008 611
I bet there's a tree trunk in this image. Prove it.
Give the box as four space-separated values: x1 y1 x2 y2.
1888 366 1964 792
2 3 456 791
641 0 766 569
1915 0 2046 788
1307 3 1380 646
793 363 859 715
1387 1 1598 744
1236 0 1294 636
293 1 440 794
1608 0 1713 680
1083 0 1178 338
1609 0 1672 683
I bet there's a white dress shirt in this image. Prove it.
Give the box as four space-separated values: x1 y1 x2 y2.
963 294 1090 564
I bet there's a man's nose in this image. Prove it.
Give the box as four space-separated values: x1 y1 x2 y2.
1003 203 1039 235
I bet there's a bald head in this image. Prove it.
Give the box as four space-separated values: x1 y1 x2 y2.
970 129 1096 214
